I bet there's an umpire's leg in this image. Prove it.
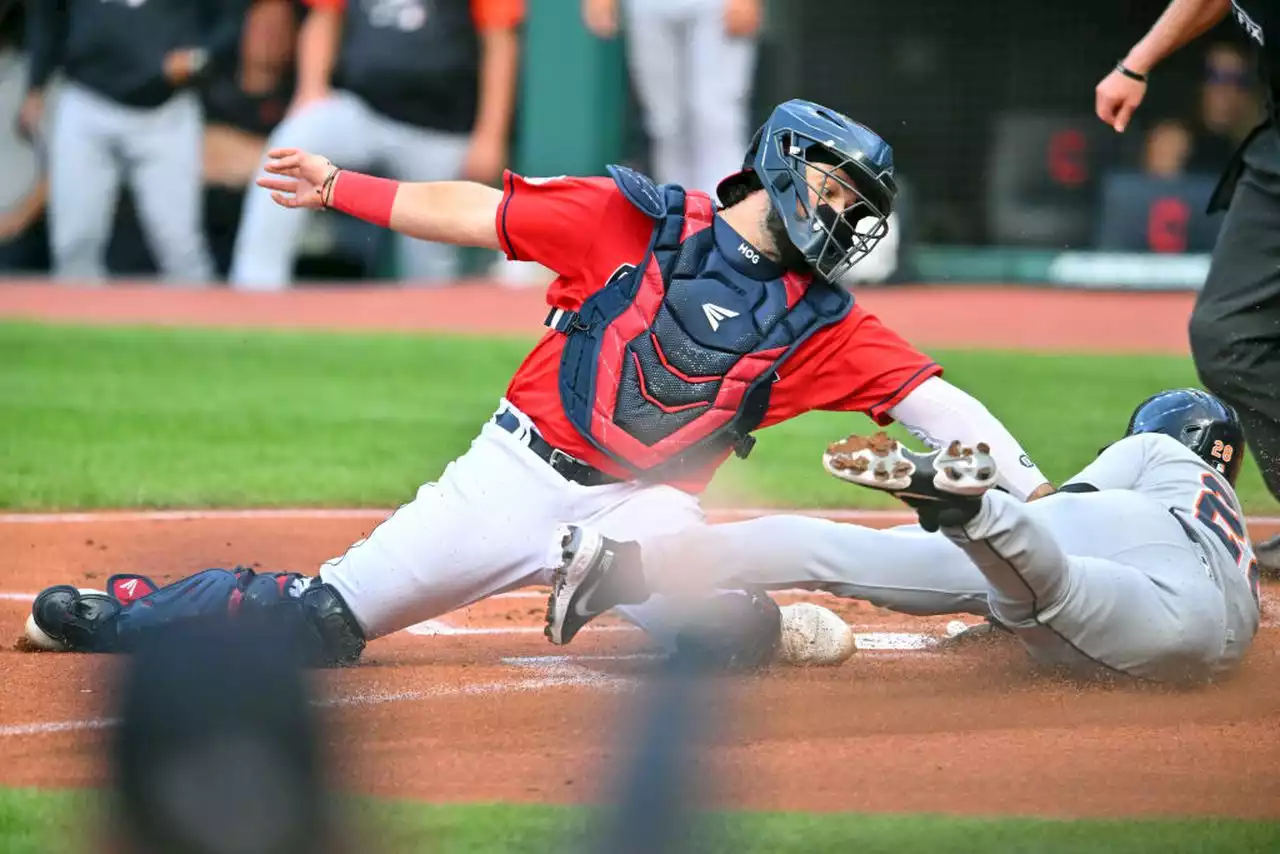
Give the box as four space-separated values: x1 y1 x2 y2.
1189 159 1280 568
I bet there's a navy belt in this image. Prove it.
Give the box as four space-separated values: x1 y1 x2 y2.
493 410 623 487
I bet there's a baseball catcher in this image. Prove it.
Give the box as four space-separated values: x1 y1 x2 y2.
25 99 1054 670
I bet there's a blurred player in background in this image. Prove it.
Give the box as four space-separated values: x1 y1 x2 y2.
1095 0 1280 575
21 0 233 284
201 0 305 277
0 4 47 273
583 0 762 198
229 0 523 289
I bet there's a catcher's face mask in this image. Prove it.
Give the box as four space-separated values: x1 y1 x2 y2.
746 100 898 282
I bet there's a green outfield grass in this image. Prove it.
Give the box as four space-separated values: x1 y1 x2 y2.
1 789 1277 854
1 321 1275 512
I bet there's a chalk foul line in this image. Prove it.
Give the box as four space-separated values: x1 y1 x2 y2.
0 653 638 739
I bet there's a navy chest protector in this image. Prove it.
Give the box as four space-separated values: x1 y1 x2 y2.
550 166 853 480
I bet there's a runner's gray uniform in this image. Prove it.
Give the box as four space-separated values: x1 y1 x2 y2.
640 433 1262 682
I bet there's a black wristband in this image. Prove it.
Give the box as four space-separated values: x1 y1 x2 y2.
1115 62 1148 83
319 164 341 208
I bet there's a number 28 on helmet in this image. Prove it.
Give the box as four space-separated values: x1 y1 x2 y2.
1125 388 1245 485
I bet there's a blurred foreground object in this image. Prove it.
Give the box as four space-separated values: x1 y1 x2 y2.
108 616 343 854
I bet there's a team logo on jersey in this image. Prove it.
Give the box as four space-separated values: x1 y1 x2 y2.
362 0 427 32
702 303 740 332
524 176 569 185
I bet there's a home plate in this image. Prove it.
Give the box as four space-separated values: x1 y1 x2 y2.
854 632 936 651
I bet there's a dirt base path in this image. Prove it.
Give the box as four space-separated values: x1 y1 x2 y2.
1 511 1276 819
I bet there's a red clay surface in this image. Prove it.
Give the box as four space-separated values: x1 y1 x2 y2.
2 281 1277 820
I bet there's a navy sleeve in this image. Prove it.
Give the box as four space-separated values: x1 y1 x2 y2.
25 0 68 92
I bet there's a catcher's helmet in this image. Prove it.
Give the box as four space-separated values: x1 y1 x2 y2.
716 98 896 282
1124 388 1245 485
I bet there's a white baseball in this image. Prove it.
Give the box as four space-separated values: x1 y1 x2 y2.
776 602 856 666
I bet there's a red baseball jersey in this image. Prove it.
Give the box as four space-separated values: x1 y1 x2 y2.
496 172 942 493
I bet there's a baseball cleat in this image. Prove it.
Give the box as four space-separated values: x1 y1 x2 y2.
544 525 642 646
936 616 1016 649
24 585 120 652
822 431 997 531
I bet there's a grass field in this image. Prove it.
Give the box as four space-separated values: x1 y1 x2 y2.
2 789 1278 854
2 321 1274 512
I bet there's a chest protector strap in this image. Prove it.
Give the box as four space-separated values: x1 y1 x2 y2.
553 165 852 480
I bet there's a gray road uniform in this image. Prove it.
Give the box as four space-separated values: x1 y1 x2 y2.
641 433 1262 683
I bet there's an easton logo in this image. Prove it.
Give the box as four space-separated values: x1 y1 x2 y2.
702 303 740 331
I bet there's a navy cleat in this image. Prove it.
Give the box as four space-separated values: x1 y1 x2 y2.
544 525 644 646
822 431 997 532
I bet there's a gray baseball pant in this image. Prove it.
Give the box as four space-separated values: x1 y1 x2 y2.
47 82 214 283
943 490 1235 684
622 0 758 197
640 492 1245 683
229 91 469 290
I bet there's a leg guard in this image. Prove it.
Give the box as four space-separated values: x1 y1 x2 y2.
30 585 125 653
297 583 367 668
39 567 365 667
233 573 366 667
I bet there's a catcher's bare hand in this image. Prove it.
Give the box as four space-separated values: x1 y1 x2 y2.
1095 68 1147 133
256 147 338 210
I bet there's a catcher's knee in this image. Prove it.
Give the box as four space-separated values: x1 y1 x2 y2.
231 574 366 668
295 582 366 668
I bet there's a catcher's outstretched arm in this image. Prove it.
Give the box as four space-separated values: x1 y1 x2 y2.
885 377 1054 501
256 148 505 250
378 181 505 251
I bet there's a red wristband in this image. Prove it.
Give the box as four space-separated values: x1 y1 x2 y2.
329 171 399 229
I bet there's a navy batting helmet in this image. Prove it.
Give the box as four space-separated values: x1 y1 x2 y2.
1125 388 1245 485
716 99 897 282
